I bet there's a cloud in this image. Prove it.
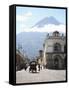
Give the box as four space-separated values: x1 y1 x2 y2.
19 24 65 34
16 12 32 22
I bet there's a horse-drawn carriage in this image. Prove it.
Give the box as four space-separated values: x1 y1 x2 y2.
29 61 39 73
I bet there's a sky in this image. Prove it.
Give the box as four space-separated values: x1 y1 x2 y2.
16 6 66 34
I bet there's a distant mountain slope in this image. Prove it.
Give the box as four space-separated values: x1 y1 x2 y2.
33 16 61 28
16 32 47 59
16 16 63 59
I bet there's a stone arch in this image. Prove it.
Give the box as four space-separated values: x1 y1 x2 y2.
53 55 63 69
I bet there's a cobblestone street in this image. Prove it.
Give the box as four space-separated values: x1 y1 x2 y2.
16 68 66 83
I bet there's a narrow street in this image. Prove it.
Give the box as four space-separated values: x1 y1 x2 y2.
16 68 66 83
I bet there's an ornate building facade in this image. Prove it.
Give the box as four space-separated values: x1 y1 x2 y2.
43 31 66 69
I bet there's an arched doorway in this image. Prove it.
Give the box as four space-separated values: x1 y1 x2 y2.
53 55 63 69
54 57 59 69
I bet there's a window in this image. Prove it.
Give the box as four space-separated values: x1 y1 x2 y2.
54 43 61 52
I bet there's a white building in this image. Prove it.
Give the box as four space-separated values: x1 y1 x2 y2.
43 31 66 69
